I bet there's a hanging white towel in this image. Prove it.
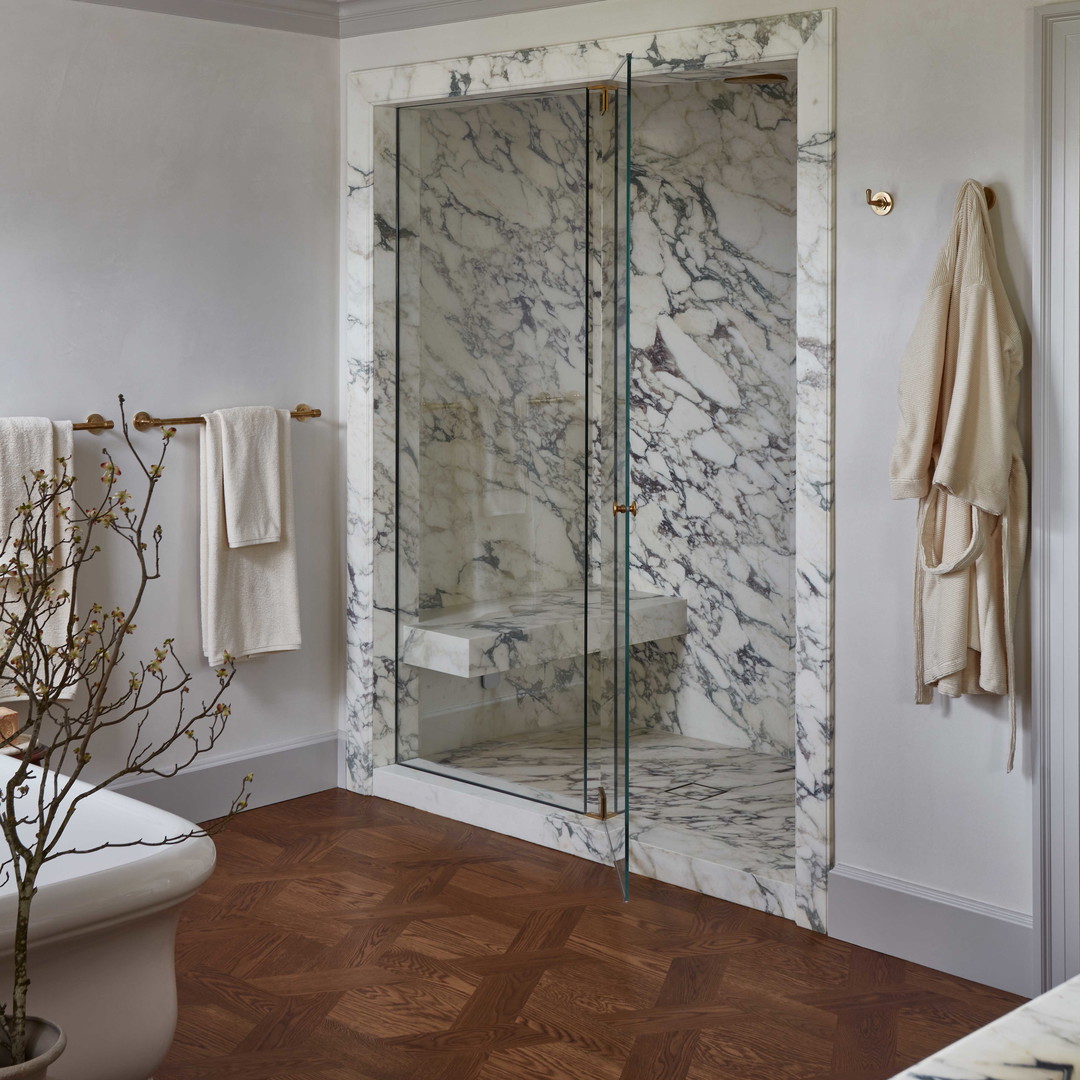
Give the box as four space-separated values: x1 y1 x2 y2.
0 418 75 702
218 405 282 547
200 408 301 668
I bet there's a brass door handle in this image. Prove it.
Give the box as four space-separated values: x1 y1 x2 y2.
612 500 638 517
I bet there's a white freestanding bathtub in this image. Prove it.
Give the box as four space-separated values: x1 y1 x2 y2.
0 756 216 1080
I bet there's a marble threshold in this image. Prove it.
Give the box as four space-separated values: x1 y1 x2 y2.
399 588 687 678
890 971 1079 1078
379 728 797 920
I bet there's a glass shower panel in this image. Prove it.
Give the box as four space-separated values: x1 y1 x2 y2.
394 91 593 813
584 66 633 896
613 72 633 895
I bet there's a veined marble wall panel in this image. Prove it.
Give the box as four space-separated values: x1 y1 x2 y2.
348 10 834 932
394 108 424 762
412 94 590 608
791 20 835 937
628 78 797 755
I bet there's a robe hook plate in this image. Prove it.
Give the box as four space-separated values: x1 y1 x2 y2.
866 188 894 215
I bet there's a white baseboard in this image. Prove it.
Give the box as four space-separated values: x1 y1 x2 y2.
112 730 339 823
828 863 1037 997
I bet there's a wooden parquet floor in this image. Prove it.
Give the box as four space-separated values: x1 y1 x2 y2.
156 789 1024 1080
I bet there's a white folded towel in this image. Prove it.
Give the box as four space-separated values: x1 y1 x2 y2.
0 418 75 702
200 408 301 668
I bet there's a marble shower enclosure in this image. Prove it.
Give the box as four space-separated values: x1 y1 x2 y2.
346 11 835 932
629 76 798 755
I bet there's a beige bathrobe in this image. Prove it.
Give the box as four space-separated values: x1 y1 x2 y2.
889 180 1027 769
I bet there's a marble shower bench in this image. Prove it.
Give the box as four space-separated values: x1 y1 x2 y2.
399 588 687 678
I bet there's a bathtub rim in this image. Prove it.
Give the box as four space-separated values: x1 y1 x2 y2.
0 758 217 954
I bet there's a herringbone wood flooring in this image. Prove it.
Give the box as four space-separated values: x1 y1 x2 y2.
156 789 1023 1080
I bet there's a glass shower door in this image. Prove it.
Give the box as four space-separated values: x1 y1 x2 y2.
393 89 593 816
390 72 637 900
587 63 632 898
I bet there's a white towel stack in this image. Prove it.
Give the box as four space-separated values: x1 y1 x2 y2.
200 407 301 668
0 417 75 702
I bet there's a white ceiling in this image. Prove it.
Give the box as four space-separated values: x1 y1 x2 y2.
72 0 600 38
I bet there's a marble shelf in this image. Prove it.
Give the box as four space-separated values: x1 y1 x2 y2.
890 972 1080 1078
400 588 687 679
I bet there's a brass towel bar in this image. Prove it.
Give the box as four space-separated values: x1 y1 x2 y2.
529 392 583 407
423 393 583 411
132 404 321 432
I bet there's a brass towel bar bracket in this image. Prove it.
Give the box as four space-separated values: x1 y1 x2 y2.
72 414 114 433
133 404 321 432
865 185 996 217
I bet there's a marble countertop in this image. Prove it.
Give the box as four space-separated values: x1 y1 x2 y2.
891 973 1080 1079
399 587 687 678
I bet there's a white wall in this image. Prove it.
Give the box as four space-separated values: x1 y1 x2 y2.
0 0 341 808
344 0 1035 920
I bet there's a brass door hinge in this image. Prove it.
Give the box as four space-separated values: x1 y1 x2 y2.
588 84 616 115
586 786 618 820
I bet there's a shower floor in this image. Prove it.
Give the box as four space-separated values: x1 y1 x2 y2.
408 727 795 885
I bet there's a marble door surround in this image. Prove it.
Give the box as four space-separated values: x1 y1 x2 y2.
344 10 835 931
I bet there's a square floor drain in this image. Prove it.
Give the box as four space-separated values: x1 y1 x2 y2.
666 782 729 800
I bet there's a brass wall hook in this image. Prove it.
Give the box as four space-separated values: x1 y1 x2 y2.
866 188 894 215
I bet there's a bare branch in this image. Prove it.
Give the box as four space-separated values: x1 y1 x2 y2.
0 396 245 1063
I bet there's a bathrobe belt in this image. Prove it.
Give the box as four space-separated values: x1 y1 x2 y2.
914 481 1019 771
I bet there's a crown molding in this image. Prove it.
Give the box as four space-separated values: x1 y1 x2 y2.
337 0 598 37
71 0 600 38
73 0 341 36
